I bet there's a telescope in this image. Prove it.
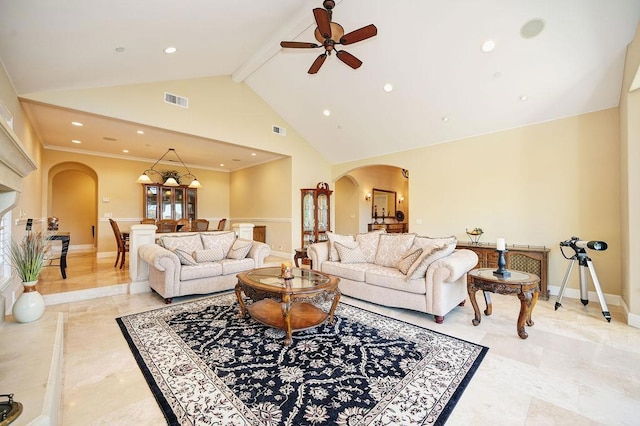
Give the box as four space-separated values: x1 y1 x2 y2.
559 237 607 252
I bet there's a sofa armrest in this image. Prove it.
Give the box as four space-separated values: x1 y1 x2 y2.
138 244 180 271
248 241 271 267
428 249 479 283
308 242 330 269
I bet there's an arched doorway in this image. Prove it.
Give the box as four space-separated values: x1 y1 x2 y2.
48 162 98 251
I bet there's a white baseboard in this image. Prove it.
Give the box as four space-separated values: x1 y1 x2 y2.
547 284 621 306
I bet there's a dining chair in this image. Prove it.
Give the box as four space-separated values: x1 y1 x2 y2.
191 219 209 231
216 218 227 231
140 218 156 225
109 218 129 269
176 218 190 232
157 219 178 233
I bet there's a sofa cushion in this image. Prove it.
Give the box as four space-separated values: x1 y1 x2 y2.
374 233 416 268
201 232 236 257
227 238 253 259
193 248 225 263
406 236 457 279
398 247 423 275
321 261 368 282
327 232 355 261
173 248 197 266
220 258 255 275
180 262 223 281
355 229 385 263
364 264 426 294
159 234 203 253
335 241 366 264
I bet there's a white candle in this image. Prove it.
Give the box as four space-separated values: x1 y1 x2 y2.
496 238 506 251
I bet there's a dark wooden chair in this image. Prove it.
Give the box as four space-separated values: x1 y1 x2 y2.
109 218 129 269
216 218 227 231
191 219 209 231
157 219 178 233
140 218 156 225
176 218 190 232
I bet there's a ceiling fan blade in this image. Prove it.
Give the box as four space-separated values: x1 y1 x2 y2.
313 7 332 39
280 41 319 49
336 50 362 69
308 53 327 74
340 24 378 45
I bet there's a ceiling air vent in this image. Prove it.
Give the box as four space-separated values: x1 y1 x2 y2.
272 125 286 136
164 92 189 108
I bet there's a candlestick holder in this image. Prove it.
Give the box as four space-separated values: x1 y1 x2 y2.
493 250 511 278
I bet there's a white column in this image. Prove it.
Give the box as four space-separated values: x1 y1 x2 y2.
129 224 157 294
232 223 255 240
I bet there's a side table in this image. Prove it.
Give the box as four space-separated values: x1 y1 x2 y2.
294 248 310 268
467 268 540 339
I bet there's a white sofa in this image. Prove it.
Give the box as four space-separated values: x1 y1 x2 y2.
308 231 478 323
138 231 270 303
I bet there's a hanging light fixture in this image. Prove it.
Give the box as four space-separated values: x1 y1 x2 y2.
136 148 202 188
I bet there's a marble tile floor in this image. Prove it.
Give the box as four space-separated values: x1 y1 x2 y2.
6 253 640 425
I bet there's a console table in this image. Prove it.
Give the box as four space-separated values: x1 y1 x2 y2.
456 241 550 300
368 223 407 233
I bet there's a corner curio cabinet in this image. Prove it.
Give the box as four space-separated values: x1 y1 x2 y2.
301 182 332 248
142 184 197 221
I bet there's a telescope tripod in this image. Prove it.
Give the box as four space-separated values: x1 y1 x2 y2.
555 250 611 322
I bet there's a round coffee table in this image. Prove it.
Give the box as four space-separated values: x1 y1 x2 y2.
467 268 540 339
235 267 341 345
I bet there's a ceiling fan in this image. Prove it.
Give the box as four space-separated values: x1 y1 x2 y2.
280 0 377 74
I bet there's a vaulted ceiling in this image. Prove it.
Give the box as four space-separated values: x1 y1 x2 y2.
1 0 639 169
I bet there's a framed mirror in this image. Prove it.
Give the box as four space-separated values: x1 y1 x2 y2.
372 188 396 218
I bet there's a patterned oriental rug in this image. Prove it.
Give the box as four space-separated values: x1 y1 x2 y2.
116 293 488 425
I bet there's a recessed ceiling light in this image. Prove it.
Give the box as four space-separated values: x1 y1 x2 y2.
137 130 144 135
122 149 129 153
481 40 496 53
520 18 545 39
383 83 393 92
441 116 449 122
164 46 177 54
323 109 331 116
71 121 83 127
115 47 125 53
220 163 225 167
493 71 502 79
520 95 528 101
71 139 81 144
251 153 256 156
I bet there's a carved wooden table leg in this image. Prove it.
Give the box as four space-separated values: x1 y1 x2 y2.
327 290 341 324
516 290 533 339
483 291 493 316
281 293 292 346
235 283 247 318
467 283 482 326
527 289 539 327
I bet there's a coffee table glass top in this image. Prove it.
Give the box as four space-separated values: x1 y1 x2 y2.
469 268 538 283
245 267 330 289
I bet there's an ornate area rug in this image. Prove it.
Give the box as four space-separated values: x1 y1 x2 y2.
116 293 488 425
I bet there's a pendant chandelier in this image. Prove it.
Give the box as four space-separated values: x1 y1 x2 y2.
136 148 202 188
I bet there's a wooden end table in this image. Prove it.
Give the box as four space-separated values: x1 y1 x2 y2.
235 267 340 345
467 268 540 339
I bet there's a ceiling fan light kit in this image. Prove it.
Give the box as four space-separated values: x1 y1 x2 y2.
280 0 377 74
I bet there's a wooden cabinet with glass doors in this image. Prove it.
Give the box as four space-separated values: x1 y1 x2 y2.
142 184 197 221
301 182 332 248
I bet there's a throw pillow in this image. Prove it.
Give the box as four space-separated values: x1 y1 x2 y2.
193 248 225 263
200 232 236 257
406 236 457 279
355 229 386 263
326 231 355 261
173 248 197 266
160 234 203 253
334 241 367 263
374 233 417 268
398 247 423 275
227 238 253 259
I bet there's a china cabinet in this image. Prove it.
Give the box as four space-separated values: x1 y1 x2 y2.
301 183 332 248
142 184 197 221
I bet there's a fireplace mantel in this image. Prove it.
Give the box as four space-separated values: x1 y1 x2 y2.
0 117 36 195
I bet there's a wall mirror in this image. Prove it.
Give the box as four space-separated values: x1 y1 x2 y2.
372 188 396 218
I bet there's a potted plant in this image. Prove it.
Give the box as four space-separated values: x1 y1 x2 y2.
8 231 49 323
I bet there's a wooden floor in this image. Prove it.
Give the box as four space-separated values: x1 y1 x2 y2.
37 251 130 296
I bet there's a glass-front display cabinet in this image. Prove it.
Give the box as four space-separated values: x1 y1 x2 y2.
143 184 197 221
301 182 332 248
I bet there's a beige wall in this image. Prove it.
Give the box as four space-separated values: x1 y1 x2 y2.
334 109 622 296
21 75 331 255
230 157 291 253
620 23 640 321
